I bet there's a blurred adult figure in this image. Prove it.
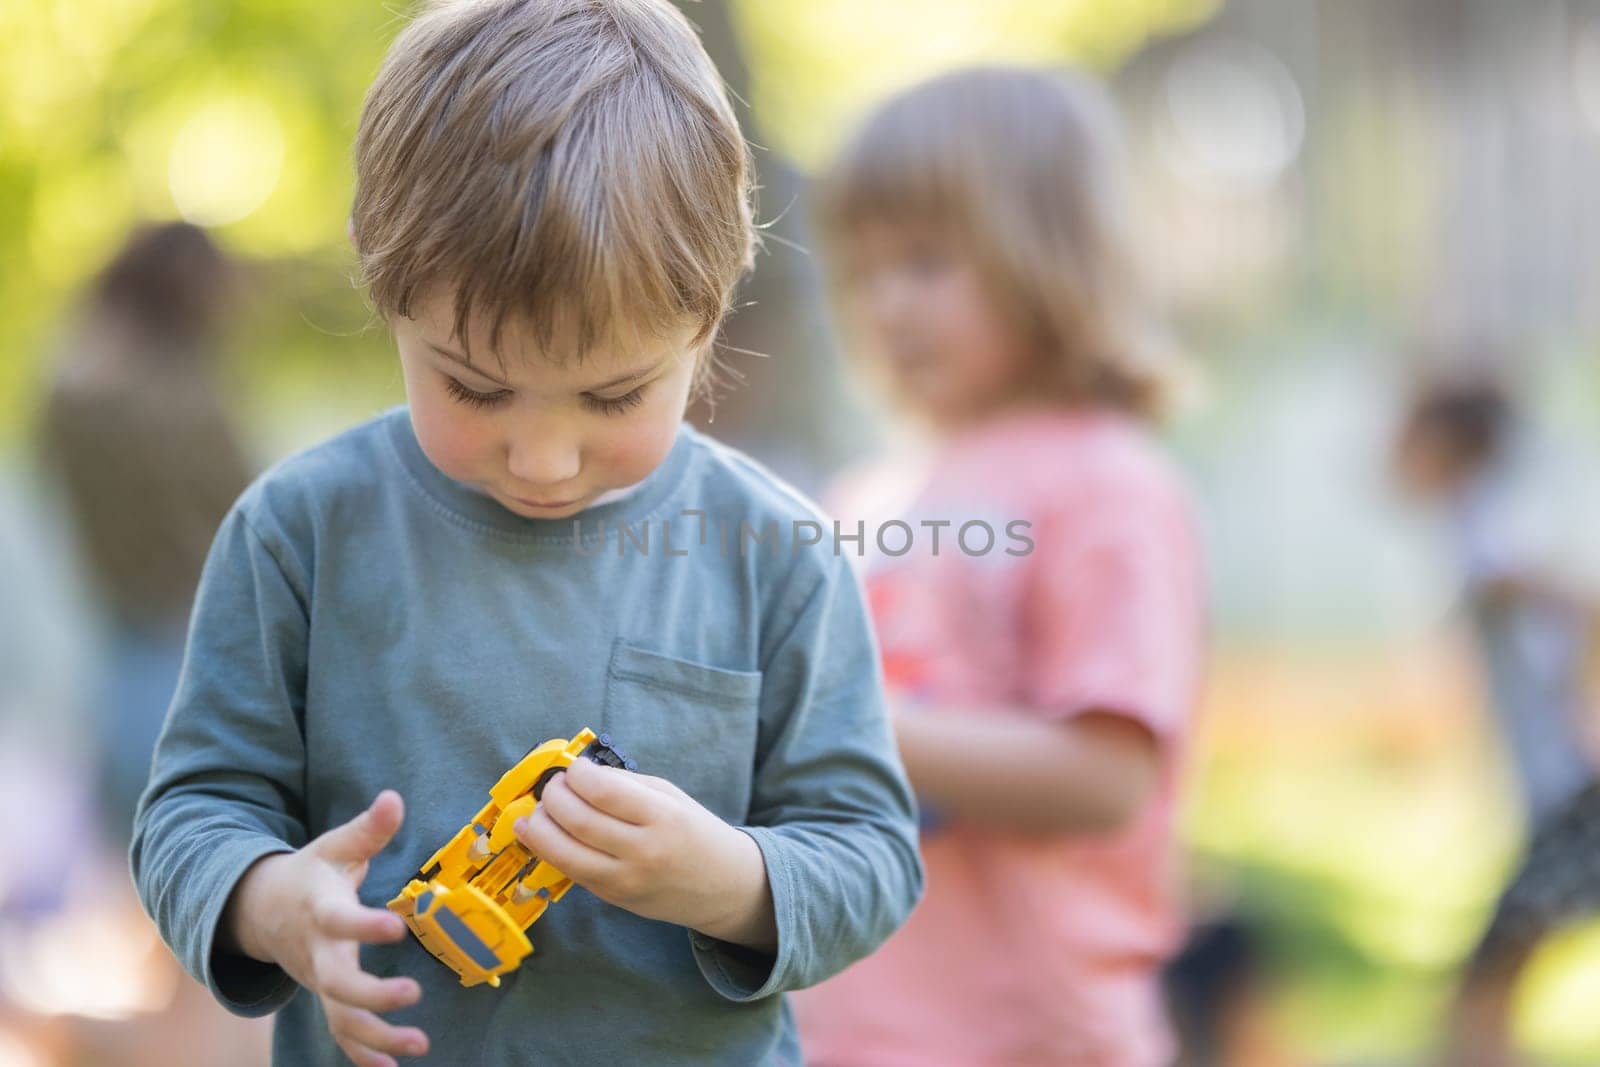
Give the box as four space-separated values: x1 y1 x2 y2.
37 220 256 851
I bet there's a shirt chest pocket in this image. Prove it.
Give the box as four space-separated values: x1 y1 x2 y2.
599 640 763 823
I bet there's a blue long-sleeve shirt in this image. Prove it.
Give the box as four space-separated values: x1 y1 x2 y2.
130 406 923 1066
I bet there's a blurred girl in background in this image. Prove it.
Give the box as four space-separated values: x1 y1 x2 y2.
790 66 1206 1066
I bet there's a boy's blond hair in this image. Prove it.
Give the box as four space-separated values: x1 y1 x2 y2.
351 0 754 376
820 65 1173 418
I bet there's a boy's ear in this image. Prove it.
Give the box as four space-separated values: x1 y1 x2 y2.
347 216 358 251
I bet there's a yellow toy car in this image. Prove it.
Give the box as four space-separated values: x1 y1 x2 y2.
387 727 637 988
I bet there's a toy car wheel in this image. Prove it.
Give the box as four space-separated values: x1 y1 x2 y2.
532 766 563 799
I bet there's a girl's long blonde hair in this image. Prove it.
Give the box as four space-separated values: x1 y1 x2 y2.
820 65 1176 418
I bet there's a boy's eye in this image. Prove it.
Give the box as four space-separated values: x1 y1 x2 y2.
582 385 647 416
444 376 511 409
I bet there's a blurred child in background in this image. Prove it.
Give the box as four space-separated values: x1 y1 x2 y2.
25 222 266 1065
39 220 256 850
1394 375 1600 1067
1394 376 1595 829
790 66 1206 1066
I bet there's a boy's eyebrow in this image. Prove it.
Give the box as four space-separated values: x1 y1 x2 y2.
429 342 512 387
583 359 668 393
429 339 670 392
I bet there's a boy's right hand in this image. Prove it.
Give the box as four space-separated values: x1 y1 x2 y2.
227 790 430 1066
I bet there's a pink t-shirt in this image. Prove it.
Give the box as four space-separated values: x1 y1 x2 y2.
790 409 1206 1067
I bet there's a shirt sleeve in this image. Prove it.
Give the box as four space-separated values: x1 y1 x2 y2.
688 553 925 1001
1017 479 1202 741
128 503 311 1017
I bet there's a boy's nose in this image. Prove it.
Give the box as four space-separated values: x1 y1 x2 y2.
506 435 581 487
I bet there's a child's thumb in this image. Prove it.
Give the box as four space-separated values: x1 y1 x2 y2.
314 789 405 863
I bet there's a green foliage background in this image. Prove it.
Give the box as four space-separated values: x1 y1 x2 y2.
0 0 1215 447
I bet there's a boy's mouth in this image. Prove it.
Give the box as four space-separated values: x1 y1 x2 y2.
510 493 583 510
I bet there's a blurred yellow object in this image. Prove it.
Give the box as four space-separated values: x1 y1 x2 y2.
386 728 637 988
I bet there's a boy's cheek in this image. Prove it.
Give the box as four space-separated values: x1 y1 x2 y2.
589 362 694 483
593 416 677 486
409 402 484 482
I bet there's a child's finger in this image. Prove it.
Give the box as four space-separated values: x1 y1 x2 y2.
312 790 406 864
628 772 689 800
321 964 423 1015
515 805 621 883
561 757 665 822
314 900 408 943
325 1000 429 1062
536 772 638 855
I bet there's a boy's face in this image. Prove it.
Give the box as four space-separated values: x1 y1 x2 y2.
394 288 700 520
843 220 1034 430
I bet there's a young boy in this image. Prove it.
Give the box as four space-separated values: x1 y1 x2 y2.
128 2 923 1065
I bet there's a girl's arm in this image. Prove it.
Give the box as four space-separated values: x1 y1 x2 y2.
892 703 1159 834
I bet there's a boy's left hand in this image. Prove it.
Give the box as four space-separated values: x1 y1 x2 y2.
512 756 776 953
